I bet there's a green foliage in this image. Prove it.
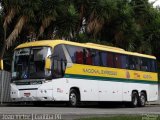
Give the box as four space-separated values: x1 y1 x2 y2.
56 4 79 40
1 0 160 70
78 115 143 120
20 0 41 22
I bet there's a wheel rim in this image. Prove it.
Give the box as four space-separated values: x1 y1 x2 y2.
140 95 146 106
70 93 77 106
133 95 138 106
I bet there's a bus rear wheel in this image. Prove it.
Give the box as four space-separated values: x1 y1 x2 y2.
138 92 146 107
130 91 139 108
69 89 79 107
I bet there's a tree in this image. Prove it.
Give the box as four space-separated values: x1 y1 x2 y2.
56 4 79 40
38 0 64 38
1 0 160 70
0 9 3 51
6 0 41 47
111 0 142 51
72 0 89 33
0 0 24 59
130 0 160 55
86 0 117 39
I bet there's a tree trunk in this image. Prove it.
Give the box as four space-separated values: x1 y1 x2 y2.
77 5 84 33
0 27 7 60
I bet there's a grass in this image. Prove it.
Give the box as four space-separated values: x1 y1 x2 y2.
77 115 160 120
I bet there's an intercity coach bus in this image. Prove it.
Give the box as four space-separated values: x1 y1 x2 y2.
10 40 158 107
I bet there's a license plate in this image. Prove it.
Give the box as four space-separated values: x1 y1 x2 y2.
24 93 30 97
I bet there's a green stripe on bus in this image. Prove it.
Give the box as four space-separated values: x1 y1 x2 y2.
64 74 158 84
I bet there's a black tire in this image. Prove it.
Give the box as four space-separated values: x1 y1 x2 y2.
69 89 80 107
138 92 146 107
130 91 139 108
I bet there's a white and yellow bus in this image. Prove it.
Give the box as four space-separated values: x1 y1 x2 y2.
10 40 158 107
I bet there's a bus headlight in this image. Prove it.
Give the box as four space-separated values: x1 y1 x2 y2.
40 90 43 93
40 90 47 93
11 91 16 94
44 90 47 93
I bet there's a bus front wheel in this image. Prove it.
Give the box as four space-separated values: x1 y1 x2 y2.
69 89 80 107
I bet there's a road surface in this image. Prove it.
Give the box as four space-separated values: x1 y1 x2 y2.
0 103 159 120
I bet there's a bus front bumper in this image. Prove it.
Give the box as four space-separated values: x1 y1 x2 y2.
11 96 54 102
11 88 55 102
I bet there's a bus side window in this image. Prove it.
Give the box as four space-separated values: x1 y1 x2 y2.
141 58 148 71
135 57 141 71
100 52 107 67
128 56 136 70
66 45 84 64
53 45 67 78
66 45 76 63
114 54 122 68
92 49 100 66
75 51 83 64
150 60 157 72
146 58 151 72
107 52 114 67
121 55 128 69
84 48 92 65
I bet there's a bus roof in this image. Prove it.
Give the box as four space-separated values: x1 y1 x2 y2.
15 40 156 59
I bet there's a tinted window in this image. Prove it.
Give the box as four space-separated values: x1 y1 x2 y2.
121 55 128 69
140 58 157 72
92 50 100 66
128 56 136 70
150 60 157 72
134 57 141 71
124 56 157 72
85 48 92 65
65 44 157 72
66 45 76 63
141 58 149 71
53 45 66 78
100 52 107 67
66 45 101 66
66 45 83 64
75 47 84 64
107 52 114 67
53 45 66 61
114 54 122 68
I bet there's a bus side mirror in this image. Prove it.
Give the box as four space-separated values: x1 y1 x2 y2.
45 57 52 80
0 59 3 70
45 57 51 70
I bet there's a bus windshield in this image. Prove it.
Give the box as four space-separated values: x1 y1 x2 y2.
12 47 51 80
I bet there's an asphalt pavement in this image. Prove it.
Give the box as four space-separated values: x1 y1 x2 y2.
0 103 160 120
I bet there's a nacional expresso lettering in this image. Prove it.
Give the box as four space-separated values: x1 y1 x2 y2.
83 68 117 76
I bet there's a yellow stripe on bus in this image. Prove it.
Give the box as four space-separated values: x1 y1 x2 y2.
65 64 158 82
